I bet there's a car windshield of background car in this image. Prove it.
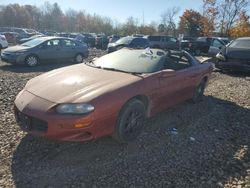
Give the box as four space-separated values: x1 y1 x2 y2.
21 38 45 47
229 39 250 48
115 37 132 45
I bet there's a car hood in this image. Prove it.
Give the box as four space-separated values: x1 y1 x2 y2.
4 45 30 52
222 46 250 60
25 64 142 103
107 43 116 48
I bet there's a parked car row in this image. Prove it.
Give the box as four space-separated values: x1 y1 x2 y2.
0 25 249 72
0 27 40 43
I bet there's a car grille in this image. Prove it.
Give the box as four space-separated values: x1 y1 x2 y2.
15 108 48 133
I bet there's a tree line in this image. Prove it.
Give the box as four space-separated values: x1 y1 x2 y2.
0 0 249 38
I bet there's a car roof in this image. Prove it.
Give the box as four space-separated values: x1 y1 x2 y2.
38 36 74 40
236 37 250 40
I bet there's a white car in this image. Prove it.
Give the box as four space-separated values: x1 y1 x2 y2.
0 34 8 49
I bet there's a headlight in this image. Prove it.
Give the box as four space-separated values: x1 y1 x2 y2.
15 52 25 55
56 103 95 114
216 53 226 61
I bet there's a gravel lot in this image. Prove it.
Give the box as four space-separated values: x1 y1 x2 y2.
0 49 249 188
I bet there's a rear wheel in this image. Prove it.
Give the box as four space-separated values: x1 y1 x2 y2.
192 80 206 103
74 53 84 63
25 55 38 67
114 99 146 143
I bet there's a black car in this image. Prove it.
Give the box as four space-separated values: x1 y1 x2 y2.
82 33 96 47
146 35 179 50
215 37 250 72
107 36 149 53
95 35 109 50
1 36 89 66
188 37 226 56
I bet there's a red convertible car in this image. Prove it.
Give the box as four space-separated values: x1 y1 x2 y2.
14 48 212 143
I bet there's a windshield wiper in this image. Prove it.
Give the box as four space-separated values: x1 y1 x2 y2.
85 62 143 76
100 67 142 75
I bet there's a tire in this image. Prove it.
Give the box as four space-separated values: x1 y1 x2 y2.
192 80 206 103
74 53 84 63
114 99 146 143
25 55 39 67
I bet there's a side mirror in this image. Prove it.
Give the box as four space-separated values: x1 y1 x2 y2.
160 69 176 78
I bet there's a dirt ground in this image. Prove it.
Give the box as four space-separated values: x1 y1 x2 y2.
0 49 249 188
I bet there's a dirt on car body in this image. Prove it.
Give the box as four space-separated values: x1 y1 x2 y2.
0 49 249 187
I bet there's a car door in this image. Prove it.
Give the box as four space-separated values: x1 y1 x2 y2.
208 39 225 56
165 37 179 50
130 38 148 48
60 39 78 60
157 54 198 111
37 39 62 62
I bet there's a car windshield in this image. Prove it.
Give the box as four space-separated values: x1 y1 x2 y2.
21 38 46 47
25 29 36 33
229 39 250 48
115 37 133 45
88 49 164 74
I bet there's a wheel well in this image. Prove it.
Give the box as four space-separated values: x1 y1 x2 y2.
132 95 150 117
203 76 208 83
25 54 39 60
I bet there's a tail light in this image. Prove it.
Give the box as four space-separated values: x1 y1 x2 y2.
188 43 192 48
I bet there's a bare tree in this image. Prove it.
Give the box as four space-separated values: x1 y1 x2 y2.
218 0 248 35
160 6 180 36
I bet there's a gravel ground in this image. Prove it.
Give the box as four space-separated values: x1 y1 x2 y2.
0 49 249 188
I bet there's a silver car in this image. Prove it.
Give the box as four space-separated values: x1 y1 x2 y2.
1 36 88 66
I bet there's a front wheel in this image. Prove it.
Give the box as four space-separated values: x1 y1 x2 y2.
113 99 146 143
192 80 206 103
25 55 39 67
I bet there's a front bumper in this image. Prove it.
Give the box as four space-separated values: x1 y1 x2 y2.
215 60 250 72
14 90 116 142
1 52 25 64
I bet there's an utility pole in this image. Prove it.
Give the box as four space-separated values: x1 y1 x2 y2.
142 11 144 26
